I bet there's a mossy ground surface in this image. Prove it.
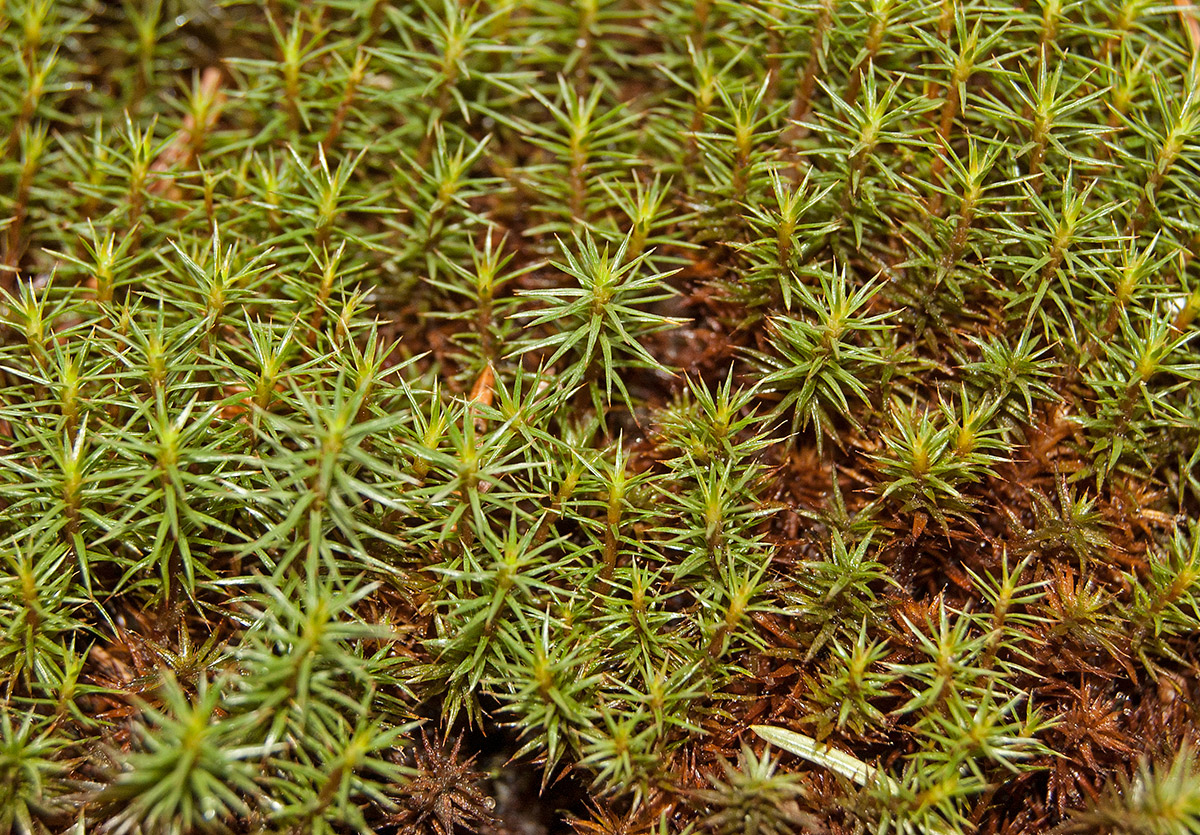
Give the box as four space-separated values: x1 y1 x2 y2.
3 1 1200 833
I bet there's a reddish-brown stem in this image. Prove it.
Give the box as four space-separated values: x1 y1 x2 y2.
323 52 366 152
844 14 888 105
791 0 835 126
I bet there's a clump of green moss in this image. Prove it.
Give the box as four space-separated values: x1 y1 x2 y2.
1 1 1200 833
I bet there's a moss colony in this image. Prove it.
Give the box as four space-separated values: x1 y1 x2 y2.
2 1 1200 833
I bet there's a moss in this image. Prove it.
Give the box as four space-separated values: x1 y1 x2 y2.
1 0 1200 833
